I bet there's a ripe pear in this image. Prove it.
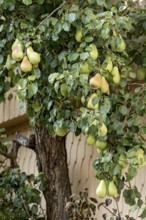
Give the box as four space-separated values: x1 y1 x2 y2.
99 123 107 137
80 62 90 74
136 149 145 165
136 68 146 80
101 76 109 94
27 46 41 65
89 73 102 88
119 153 127 169
89 44 98 60
102 56 113 72
20 56 32 72
81 96 86 104
60 83 67 97
116 34 126 52
95 140 107 150
75 27 82 43
87 93 98 110
55 127 68 137
108 181 118 197
11 38 21 50
96 180 107 198
86 134 96 145
12 40 24 61
5 55 14 70
112 66 121 84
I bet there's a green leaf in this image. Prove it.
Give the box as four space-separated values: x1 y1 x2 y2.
139 208 146 219
68 53 79 62
126 166 137 181
28 75 36 81
119 105 128 116
48 73 59 84
27 84 38 98
36 0 44 4
32 101 42 112
22 0 32 5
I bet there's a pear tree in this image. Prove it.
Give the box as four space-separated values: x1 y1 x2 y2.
0 0 146 219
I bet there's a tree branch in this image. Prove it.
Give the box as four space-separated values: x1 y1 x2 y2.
14 133 36 151
0 149 13 160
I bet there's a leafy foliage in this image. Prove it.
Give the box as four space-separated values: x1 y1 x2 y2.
0 0 146 218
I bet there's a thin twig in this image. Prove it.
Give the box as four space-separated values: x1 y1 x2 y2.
35 1 66 31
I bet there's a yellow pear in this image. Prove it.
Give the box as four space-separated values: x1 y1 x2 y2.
119 153 127 169
95 140 107 150
102 56 113 72
20 56 32 72
89 73 102 88
86 134 96 145
27 46 41 65
116 34 126 52
96 180 107 198
89 44 98 60
136 149 145 165
112 66 121 84
80 62 90 74
75 27 82 42
136 68 146 80
55 127 68 137
87 93 98 110
5 55 14 70
108 181 118 197
101 76 109 94
99 123 107 137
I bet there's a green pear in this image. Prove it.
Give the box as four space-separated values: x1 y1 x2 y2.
75 27 82 42
12 39 24 61
81 96 86 104
112 66 121 84
119 153 127 169
116 34 126 52
86 134 96 145
87 93 98 110
99 123 107 137
55 127 68 137
101 76 109 94
102 56 113 72
89 73 102 88
136 68 146 80
95 140 107 150
80 62 90 74
96 180 107 198
27 46 41 65
89 44 98 60
20 56 32 72
108 181 118 197
5 55 14 70
60 83 67 97
136 149 145 165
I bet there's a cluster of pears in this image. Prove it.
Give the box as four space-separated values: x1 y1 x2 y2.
96 179 118 198
111 30 126 53
6 39 41 73
86 122 108 149
89 73 109 94
102 56 121 84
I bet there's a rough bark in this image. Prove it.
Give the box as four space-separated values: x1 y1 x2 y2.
35 126 71 220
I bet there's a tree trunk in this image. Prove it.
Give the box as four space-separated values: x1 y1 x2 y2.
35 126 71 220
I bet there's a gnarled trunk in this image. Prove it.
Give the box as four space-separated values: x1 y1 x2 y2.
35 126 71 220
